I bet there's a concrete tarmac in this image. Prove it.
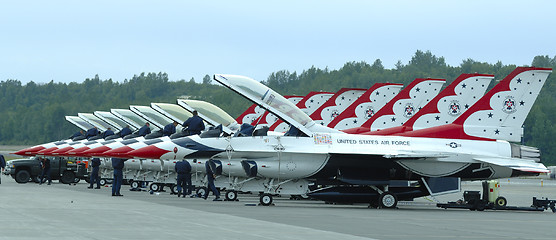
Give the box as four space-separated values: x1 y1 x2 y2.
1 176 556 240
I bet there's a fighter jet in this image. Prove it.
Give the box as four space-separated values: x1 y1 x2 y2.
127 67 550 207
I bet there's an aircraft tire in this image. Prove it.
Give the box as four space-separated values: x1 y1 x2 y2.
149 183 160 192
260 194 273 206
379 192 398 209
15 170 30 184
495 196 507 207
225 190 238 201
130 181 141 189
196 187 207 197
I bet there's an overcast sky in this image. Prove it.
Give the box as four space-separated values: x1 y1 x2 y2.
1 0 554 84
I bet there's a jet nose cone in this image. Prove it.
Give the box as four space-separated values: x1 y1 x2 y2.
127 145 171 159
82 146 111 157
103 146 134 158
66 146 90 156
37 147 58 155
13 146 46 156
50 146 74 156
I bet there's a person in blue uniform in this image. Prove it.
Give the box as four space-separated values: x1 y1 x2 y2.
88 158 101 189
182 111 205 136
203 161 221 201
119 125 132 138
163 121 179 137
0 154 5 184
39 157 52 185
85 127 99 139
102 127 115 139
174 160 192 197
111 158 126 196
138 123 151 137
70 130 84 139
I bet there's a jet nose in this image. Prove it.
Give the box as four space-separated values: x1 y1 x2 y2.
50 146 74 156
103 146 135 158
127 145 171 159
82 146 111 157
13 146 46 156
66 146 90 156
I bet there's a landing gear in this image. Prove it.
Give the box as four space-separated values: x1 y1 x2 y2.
225 190 238 201
260 194 273 206
196 187 207 198
379 192 398 209
149 183 161 192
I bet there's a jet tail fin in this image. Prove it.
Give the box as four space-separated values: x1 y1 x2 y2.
400 67 552 142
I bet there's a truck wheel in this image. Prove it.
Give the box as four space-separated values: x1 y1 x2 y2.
60 171 75 184
495 196 507 207
73 178 81 183
15 170 31 183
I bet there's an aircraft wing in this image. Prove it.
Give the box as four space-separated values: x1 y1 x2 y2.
473 157 549 173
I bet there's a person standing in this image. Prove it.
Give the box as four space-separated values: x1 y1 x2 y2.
182 110 205 136
39 157 52 185
0 154 6 184
111 158 126 196
163 121 179 137
203 161 221 201
174 160 192 198
138 122 151 137
88 158 101 189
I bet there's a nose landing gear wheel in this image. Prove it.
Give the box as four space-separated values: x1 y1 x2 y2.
225 190 238 201
379 192 398 209
260 194 273 206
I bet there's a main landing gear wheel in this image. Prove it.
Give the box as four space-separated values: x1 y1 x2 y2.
130 181 141 189
260 194 273 206
225 190 238 201
495 196 507 207
196 187 207 198
379 192 398 209
149 183 161 192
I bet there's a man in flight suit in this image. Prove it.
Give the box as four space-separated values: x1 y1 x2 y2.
85 127 99 139
203 161 221 201
174 160 192 198
88 158 101 189
138 123 151 137
111 158 126 196
182 111 205 136
102 127 115 139
119 125 132 138
163 121 179 137
39 157 52 185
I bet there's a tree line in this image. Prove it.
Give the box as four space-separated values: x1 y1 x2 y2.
1 51 555 165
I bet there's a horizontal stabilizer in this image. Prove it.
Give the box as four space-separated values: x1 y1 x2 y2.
474 157 549 173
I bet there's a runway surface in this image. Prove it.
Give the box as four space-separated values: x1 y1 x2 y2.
1 175 555 240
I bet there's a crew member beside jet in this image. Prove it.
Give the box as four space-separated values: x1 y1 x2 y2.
203 161 221 201
39 157 51 185
111 158 126 196
138 123 151 137
163 121 179 137
175 160 192 198
182 110 205 136
70 130 84 140
88 158 101 189
0 154 6 184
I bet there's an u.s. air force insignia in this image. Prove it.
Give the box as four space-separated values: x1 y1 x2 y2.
448 100 461 116
502 96 517 114
403 103 415 118
364 106 375 119
447 142 461 148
